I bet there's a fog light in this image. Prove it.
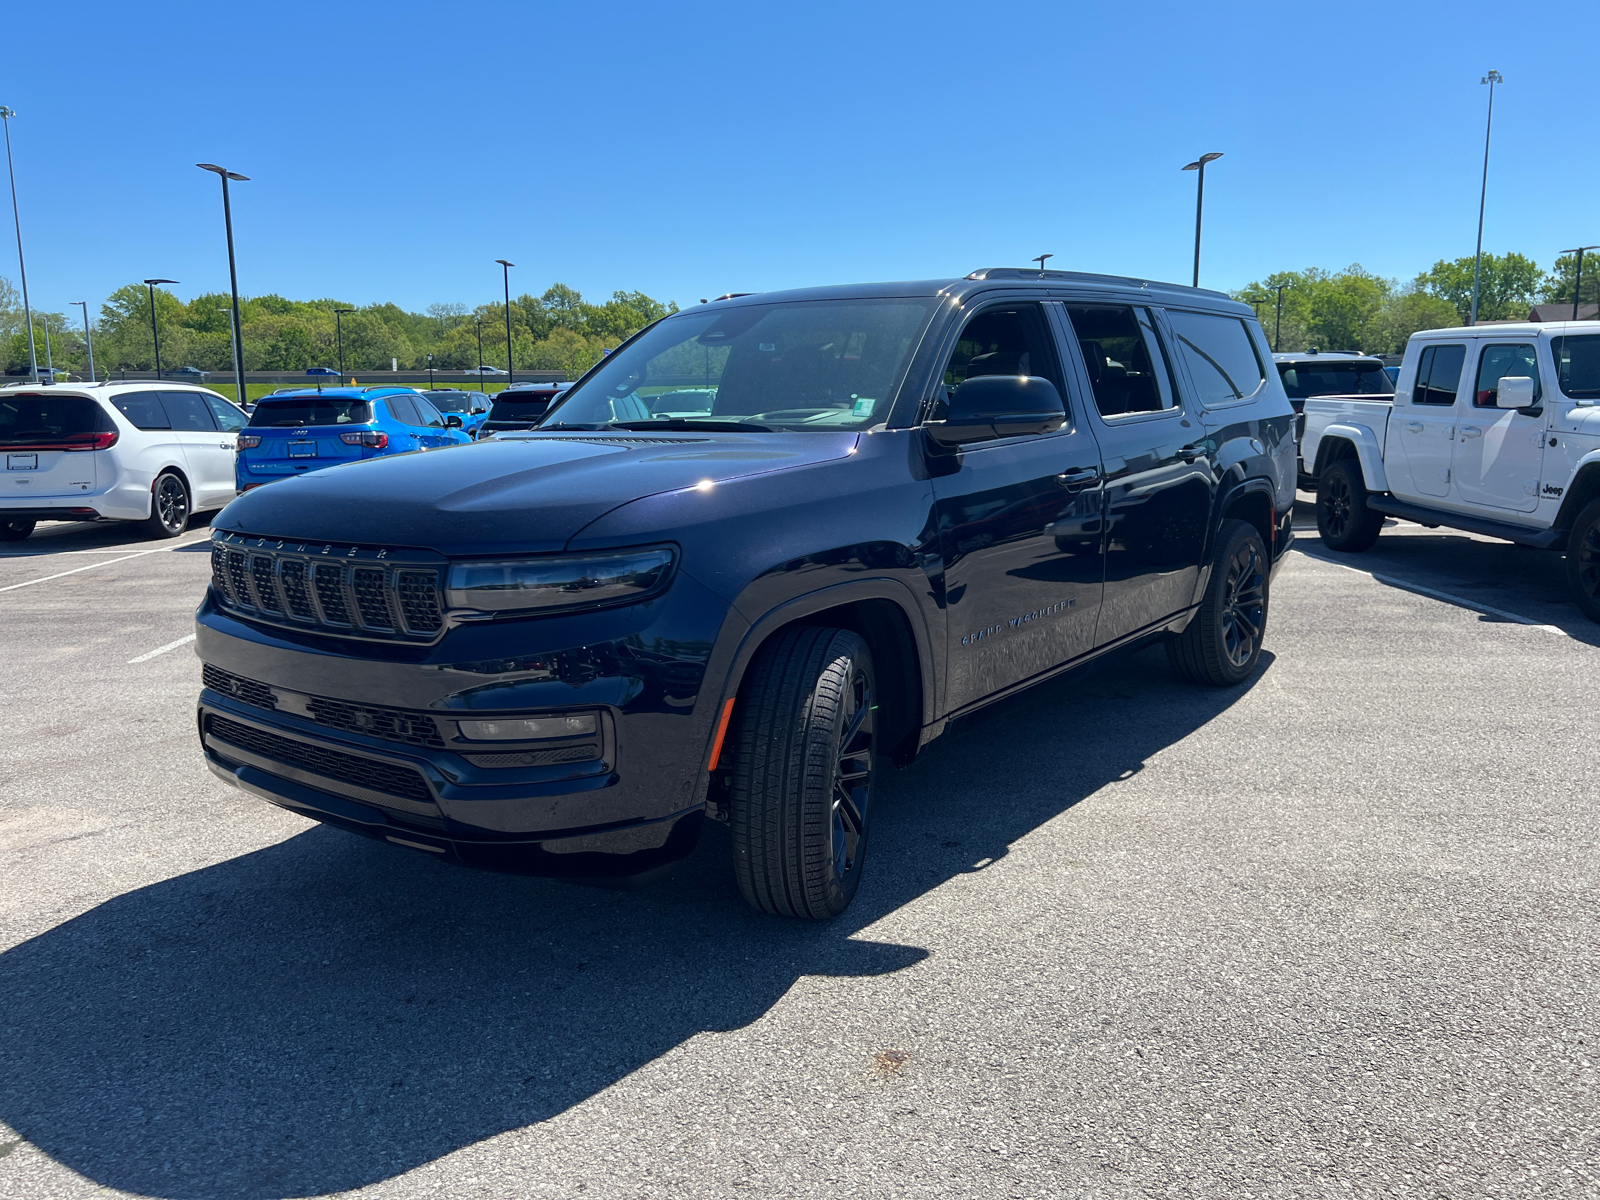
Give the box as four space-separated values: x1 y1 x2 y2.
457 714 597 741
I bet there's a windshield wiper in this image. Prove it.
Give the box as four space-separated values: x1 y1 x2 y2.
604 418 771 432
539 422 606 431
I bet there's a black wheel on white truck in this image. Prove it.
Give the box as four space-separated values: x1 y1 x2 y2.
1565 499 1600 623
1315 458 1384 553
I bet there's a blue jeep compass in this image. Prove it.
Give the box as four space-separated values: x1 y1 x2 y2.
197 269 1296 918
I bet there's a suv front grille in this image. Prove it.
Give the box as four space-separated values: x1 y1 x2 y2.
202 666 447 749
206 714 433 804
210 535 444 642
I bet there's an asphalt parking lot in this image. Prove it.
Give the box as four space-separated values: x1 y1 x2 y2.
1 507 1596 1199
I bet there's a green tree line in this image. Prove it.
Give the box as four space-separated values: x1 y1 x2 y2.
1234 251 1591 354
1 280 678 377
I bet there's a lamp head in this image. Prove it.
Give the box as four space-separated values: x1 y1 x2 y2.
495 259 514 268
143 278 178 286
1482 70 1503 85
334 308 355 315
197 163 250 181
0 107 15 120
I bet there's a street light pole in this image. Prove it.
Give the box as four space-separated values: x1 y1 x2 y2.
427 353 434 390
196 164 250 412
1469 70 1503 327
143 278 178 380
1181 152 1223 288
214 307 241 401
1560 246 1600 321
334 308 354 385
475 315 484 381
72 300 94 381
496 259 515 385
40 313 51 377
1270 282 1288 351
0 107 39 384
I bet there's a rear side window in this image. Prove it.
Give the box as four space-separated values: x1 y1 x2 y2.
1277 362 1394 398
1164 310 1266 405
248 397 373 427
162 391 218 432
0 394 112 445
1552 335 1600 400
1411 344 1466 406
384 395 422 425
113 393 171 430
1064 305 1175 417
413 397 447 428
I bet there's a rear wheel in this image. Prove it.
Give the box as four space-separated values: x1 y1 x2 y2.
1168 519 1269 687
0 519 34 542
142 472 190 539
1316 458 1384 552
728 626 876 919
1565 499 1600 624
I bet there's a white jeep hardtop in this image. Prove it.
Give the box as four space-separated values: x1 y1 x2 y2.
1300 321 1600 619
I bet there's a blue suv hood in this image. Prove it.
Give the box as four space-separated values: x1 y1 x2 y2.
214 431 860 554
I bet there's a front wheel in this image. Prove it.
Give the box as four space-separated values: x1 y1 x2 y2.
0 518 35 542
141 472 190 539
1565 498 1600 624
1168 519 1269 687
728 626 876 919
1316 458 1384 552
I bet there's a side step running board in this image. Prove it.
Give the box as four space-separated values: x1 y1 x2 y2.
1365 495 1566 549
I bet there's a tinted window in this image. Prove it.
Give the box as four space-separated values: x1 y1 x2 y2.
162 391 218 432
1165 310 1266 405
1411 344 1465 406
384 394 421 425
1064 305 1175 417
0 394 111 445
247 397 373 427
204 395 246 432
488 398 550 422
1276 362 1394 399
1473 343 1541 407
413 397 447 428
943 304 1063 390
421 391 472 412
113 393 171 430
1552 335 1600 399
544 299 931 430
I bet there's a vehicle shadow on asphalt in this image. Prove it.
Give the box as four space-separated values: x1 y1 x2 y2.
0 643 1266 1200
0 515 215 558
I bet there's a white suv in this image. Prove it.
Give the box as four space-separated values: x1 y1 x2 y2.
0 382 248 541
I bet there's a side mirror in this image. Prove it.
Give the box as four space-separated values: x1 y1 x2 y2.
924 375 1066 447
1496 376 1535 409
444 413 464 428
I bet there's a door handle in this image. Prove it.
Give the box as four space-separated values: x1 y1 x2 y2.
1176 444 1205 463
1055 466 1100 492
220 442 234 449
1405 421 1424 433
1460 426 1483 439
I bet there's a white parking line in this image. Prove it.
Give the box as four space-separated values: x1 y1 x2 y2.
0 536 208 594
1295 549 1568 636
127 633 196 664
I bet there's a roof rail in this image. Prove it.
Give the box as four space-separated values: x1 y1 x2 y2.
965 266 1230 298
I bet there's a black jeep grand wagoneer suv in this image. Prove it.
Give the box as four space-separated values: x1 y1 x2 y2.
197 268 1295 918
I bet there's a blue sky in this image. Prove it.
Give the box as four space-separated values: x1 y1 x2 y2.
4 0 1596 315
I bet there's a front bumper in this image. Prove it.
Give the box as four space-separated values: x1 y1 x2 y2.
195 572 737 879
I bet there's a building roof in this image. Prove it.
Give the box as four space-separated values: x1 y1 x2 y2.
1529 302 1600 322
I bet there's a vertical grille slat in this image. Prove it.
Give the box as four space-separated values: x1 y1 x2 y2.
209 539 444 642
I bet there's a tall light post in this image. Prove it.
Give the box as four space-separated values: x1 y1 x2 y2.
1469 70 1503 327
0 107 39 383
143 279 178 379
1560 245 1599 321
496 259 515 385
474 314 485 382
39 313 51 377
214 307 241 401
426 353 435 390
334 308 355 385
1181 152 1223 288
72 301 94 381
196 164 250 408
1269 282 1288 351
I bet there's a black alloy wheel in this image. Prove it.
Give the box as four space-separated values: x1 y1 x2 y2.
144 473 190 539
1316 458 1383 552
1565 499 1600 623
728 626 877 919
1168 518 1270 687
0 518 35 542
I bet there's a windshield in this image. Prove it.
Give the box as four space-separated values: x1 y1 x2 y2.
247 397 373 427
1276 361 1394 399
488 398 551 422
421 392 474 412
1552 335 1600 399
543 299 933 431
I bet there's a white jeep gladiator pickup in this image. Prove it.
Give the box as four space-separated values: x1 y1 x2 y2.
1301 321 1600 621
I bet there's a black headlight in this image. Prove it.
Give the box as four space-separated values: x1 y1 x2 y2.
445 546 677 617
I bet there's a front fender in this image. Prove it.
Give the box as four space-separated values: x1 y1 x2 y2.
1318 423 1389 493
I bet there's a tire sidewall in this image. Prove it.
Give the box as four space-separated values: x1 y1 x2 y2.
1566 500 1600 622
148 473 190 537
1206 522 1268 685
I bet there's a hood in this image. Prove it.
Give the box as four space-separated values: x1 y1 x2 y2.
215 431 859 554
